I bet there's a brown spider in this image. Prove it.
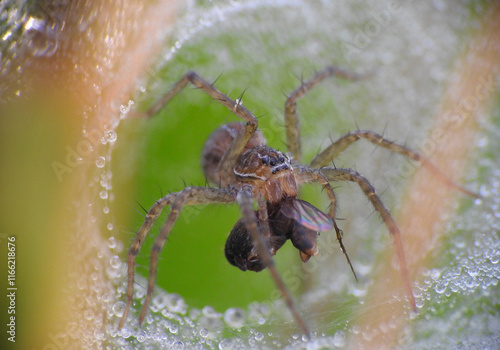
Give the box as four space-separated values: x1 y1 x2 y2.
118 67 477 335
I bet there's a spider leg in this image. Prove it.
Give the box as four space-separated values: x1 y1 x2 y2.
141 71 258 181
310 130 478 198
118 187 234 330
295 167 358 281
320 167 417 312
284 66 365 163
236 185 310 336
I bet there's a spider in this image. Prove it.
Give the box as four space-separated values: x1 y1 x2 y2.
118 66 477 335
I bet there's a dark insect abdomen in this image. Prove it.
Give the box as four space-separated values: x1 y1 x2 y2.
225 200 320 272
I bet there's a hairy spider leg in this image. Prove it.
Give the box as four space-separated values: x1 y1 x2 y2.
118 187 234 330
284 65 366 163
320 167 417 311
284 66 477 314
310 130 479 198
294 168 358 282
237 186 310 336
142 71 258 184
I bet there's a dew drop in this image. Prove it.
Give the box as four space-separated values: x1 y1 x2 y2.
467 266 480 277
434 282 447 294
172 341 184 350
110 255 121 269
218 339 232 350
166 293 187 314
105 130 118 143
120 104 130 114
107 236 116 248
415 298 425 309
202 306 220 318
113 301 125 318
96 156 106 168
223 308 245 328
120 327 131 339
136 330 146 343
84 309 95 320
152 294 166 310
25 16 59 57
199 328 209 338
107 223 113 231
169 324 179 334
332 330 345 347
99 190 108 199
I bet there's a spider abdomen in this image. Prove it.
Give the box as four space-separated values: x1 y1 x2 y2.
201 122 266 185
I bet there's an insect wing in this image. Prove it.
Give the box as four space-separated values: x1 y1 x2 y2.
280 199 333 232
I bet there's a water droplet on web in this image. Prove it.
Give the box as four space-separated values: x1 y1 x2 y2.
120 327 131 339
120 104 130 114
172 341 184 349
96 156 106 168
467 266 479 277
202 306 220 318
84 309 95 320
152 294 166 310
113 301 125 317
169 324 179 334
223 308 245 328
166 294 187 314
99 190 108 199
434 282 447 294
107 223 113 231
110 255 121 269
25 16 60 57
199 328 209 338
136 330 146 343
254 331 263 341
105 130 118 143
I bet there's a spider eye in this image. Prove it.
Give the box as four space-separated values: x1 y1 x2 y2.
261 156 269 165
279 156 285 163
270 158 277 166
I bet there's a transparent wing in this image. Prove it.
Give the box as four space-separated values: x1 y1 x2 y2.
280 198 333 231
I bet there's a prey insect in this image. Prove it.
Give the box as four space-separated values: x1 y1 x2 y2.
118 67 477 335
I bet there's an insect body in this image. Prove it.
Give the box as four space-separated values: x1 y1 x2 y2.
225 197 332 272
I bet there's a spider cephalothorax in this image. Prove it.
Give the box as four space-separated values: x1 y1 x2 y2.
233 145 297 203
119 68 476 335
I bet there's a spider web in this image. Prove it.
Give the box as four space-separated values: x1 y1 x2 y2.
2 0 498 349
